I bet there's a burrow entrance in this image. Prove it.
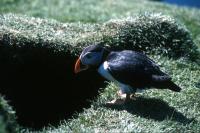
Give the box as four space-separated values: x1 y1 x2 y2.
0 45 106 130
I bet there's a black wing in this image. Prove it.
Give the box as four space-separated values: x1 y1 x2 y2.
106 50 170 88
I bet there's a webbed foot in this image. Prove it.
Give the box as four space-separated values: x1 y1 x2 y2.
106 99 125 106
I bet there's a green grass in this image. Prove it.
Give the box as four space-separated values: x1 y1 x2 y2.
0 0 200 49
1 13 196 58
0 0 200 133
40 56 200 133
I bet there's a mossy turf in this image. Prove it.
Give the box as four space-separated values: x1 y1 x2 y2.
0 0 200 132
0 13 197 58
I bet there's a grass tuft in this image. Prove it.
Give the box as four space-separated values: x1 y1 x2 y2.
0 13 198 59
0 96 18 133
101 13 198 59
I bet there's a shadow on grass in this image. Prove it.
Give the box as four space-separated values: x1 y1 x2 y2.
104 97 194 124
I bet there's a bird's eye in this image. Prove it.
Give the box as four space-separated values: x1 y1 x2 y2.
86 54 92 59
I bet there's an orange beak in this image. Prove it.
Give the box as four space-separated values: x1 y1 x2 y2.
74 58 89 74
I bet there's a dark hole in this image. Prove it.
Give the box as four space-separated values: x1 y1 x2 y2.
0 45 106 130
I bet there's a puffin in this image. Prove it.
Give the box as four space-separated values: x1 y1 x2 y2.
74 44 181 105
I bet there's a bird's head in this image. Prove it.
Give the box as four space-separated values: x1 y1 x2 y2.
74 44 109 74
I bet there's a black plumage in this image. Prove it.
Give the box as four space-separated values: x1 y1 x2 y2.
106 50 181 92
75 44 181 104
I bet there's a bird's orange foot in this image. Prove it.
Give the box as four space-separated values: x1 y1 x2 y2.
117 91 137 100
106 99 126 106
117 90 127 99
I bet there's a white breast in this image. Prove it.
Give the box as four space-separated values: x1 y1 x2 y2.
97 61 144 94
97 61 116 82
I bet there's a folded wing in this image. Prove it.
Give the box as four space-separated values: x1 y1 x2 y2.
106 50 173 90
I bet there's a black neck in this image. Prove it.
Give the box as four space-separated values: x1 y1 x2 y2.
89 47 110 69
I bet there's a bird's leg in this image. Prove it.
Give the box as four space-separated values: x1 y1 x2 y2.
106 91 127 105
106 98 125 105
106 86 137 105
106 93 132 105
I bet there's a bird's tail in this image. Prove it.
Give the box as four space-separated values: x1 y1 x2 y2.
151 75 181 92
167 81 181 92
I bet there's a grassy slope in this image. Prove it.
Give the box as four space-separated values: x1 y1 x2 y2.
0 0 200 132
49 57 199 133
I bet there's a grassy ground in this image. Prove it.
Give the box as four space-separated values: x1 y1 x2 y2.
0 0 200 133
45 58 200 132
